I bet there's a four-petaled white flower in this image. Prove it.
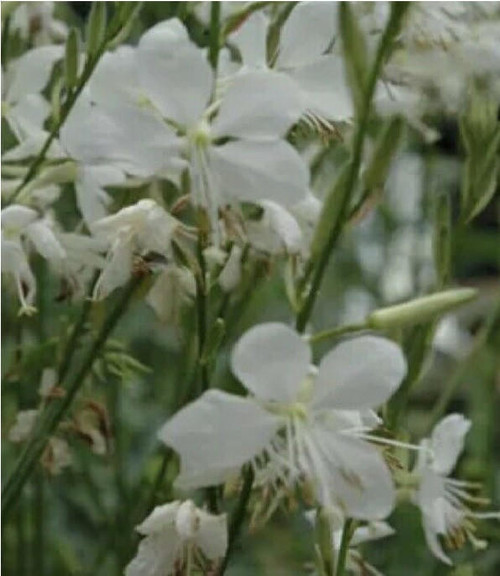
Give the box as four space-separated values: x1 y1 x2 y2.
160 323 407 521
126 500 227 576
414 413 500 565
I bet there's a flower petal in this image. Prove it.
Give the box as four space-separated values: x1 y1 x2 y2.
136 502 179 535
313 428 396 520
313 336 407 410
209 140 308 207
231 322 310 402
25 220 66 262
138 20 212 125
430 414 471 476
125 532 180 576
158 390 280 489
277 2 338 69
212 71 303 139
195 510 228 560
231 11 268 68
290 55 353 121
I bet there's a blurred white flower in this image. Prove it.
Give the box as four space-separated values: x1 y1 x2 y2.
414 414 500 564
41 436 72 475
126 500 227 576
160 323 407 520
8 409 39 443
2 45 62 142
10 1 68 45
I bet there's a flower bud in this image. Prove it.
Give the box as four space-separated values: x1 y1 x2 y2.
367 288 478 330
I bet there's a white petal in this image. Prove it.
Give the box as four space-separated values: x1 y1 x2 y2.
136 502 179 535
25 220 66 262
260 200 303 253
195 510 228 560
75 167 116 226
93 236 133 300
147 266 195 324
313 336 407 411
421 512 453 565
212 71 303 139
6 94 50 138
430 414 471 476
125 532 180 576
231 322 310 402
138 21 212 125
6 45 63 103
350 521 395 546
313 428 396 520
277 2 338 69
158 390 280 489
209 140 308 206
1 205 38 229
291 55 353 121
231 11 268 67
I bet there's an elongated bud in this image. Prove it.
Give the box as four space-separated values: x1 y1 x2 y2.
363 117 405 190
367 288 478 329
86 2 107 56
64 29 80 91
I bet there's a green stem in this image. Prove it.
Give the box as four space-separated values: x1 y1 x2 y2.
308 322 368 344
1 14 10 69
295 4 409 334
2 276 143 519
33 472 45 576
335 519 353 576
218 466 254 575
6 4 140 206
208 1 221 71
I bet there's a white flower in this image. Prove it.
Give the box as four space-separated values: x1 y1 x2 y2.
88 19 309 239
92 199 180 300
2 45 62 142
41 437 72 475
160 323 407 520
146 265 196 324
1 204 66 312
10 1 68 46
231 3 353 125
414 414 500 565
126 500 227 576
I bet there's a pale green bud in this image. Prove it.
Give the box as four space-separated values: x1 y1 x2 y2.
64 29 80 91
367 288 478 330
86 1 107 56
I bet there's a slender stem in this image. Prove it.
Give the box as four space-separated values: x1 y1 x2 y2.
6 4 140 206
335 519 353 576
218 466 254 575
308 322 368 344
1 14 11 68
295 4 409 334
33 472 45 576
208 1 221 71
2 276 143 519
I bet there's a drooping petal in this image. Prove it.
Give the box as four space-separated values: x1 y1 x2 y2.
136 502 180 535
312 427 396 520
430 414 471 476
138 20 212 126
421 517 453 566
313 336 407 411
212 70 303 139
277 2 339 69
6 45 63 103
75 166 120 226
93 236 133 300
231 322 311 402
209 140 308 207
125 532 180 576
350 521 395 546
195 510 228 560
158 390 280 489
231 11 268 68
1 205 38 229
290 55 353 121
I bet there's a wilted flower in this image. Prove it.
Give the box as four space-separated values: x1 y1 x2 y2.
126 500 227 576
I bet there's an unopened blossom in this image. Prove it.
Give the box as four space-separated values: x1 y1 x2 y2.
160 323 407 520
88 19 309 239
91 199 179 300
126 500 227 576
414 414 500 565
